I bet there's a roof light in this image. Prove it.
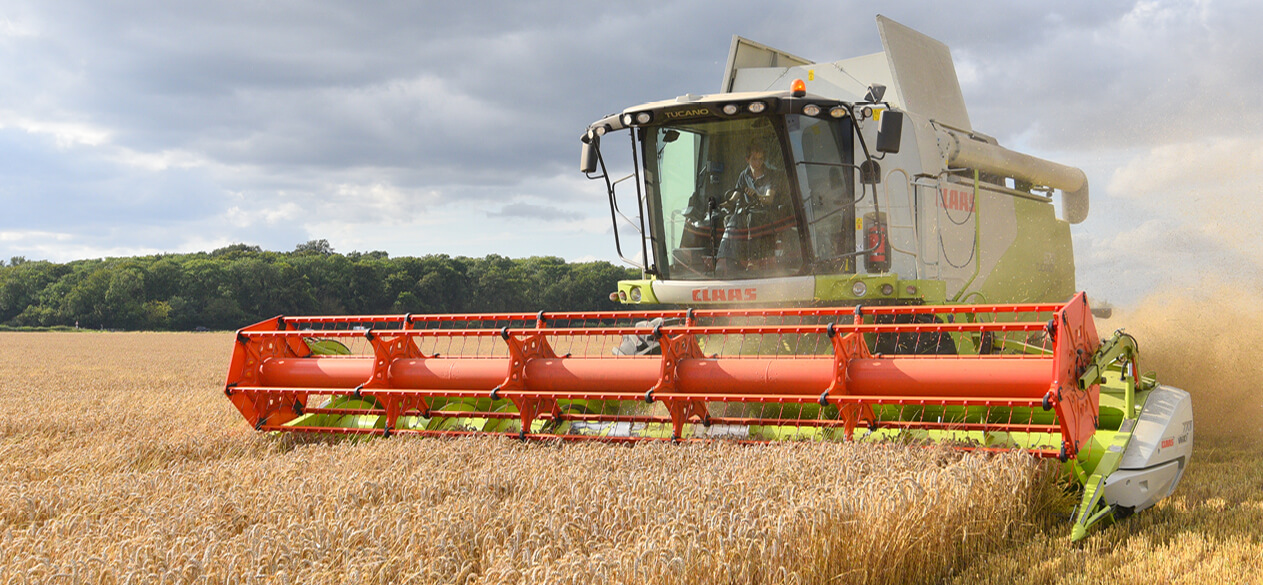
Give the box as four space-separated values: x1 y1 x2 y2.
861 106 873 119
829 106 848 118
621 113 634 126
791 79 806 97
635 112 652 124
747 101 767 114
595 125 608 136
722 104 739 115
803 104 821 116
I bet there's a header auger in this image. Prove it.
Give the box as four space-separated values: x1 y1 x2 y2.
225 15 1192 541
227 295 1097 452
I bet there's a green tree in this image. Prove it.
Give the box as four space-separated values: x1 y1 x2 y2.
104 268 146 328
0 243 638 329
293 239 335 256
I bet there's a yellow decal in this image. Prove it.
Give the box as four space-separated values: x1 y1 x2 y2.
855 217 863 230
808 70 815 81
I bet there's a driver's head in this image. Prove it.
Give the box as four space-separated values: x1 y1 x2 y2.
745 143 767 174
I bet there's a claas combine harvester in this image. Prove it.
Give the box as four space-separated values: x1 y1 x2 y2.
224 16 1192 540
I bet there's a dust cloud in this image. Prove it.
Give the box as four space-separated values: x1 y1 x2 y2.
1101 279 1263 441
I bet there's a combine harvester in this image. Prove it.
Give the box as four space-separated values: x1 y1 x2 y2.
224 16 1191 540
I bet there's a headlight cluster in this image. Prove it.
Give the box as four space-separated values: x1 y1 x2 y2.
620 111 654 126
719 101 769 116
620 96 853 125
850 280 901 298
799 104 851 118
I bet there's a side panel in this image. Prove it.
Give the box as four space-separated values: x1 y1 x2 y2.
976 193 1075 303
926 179 1072 304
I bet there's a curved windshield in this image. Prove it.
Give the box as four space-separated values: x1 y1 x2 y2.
643 115 854 281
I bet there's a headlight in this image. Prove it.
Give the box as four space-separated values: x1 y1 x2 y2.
880 284 894 296
851 281 868 297
629 287 642 303
803 104 821 116
747 102 767 114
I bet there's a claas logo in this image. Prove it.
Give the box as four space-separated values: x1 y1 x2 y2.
940 187 975 212
692 287 758 302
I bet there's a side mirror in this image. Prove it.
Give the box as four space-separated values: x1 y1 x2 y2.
580 134 600 174
876 110 903 154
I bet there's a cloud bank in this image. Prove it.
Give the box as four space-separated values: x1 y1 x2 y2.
1 0 1259 305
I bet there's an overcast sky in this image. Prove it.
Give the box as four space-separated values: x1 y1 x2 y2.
1 0 1259 306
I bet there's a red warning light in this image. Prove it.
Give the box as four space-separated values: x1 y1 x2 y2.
791 79 806 97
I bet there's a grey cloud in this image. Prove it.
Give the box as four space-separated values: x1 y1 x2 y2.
4 1 741 186
1 0 1260 281
486 202 582 221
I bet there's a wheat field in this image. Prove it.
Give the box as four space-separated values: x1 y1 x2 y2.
0 331 1058 584
1 285 1260 584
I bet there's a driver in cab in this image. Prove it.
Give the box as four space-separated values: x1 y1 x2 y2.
716 141 799 276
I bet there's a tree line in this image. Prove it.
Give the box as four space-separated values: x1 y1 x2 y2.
0 240 639 331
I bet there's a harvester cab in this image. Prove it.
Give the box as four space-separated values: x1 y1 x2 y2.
225 15 1191 542
584 16 1087 309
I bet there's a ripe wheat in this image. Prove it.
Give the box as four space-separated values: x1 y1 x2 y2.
0 331 1058 584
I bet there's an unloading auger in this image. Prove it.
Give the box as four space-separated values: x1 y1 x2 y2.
225 293 1191 539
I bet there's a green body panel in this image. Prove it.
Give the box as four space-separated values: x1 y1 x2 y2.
616 279 660 304
814 275 947 304
969 193 1076 304
615 275 948 306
